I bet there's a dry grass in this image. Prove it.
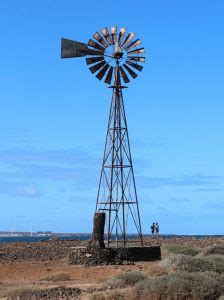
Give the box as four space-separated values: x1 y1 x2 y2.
95 253 224 299
134 271 223 299
93 269 224 299
202 255 224 273
180 255 224 274
159 253 224 274
102 278 127 289
6 287 38 299
102 271 146 289
115 271 146 285
42 272 70 281
147 263 168 276
88 290 126 300
200 244 224 256
165 244 201 256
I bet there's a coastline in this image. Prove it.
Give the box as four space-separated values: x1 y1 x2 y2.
0 233 224 243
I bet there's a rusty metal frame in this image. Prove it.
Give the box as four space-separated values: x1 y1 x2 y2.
95 60 143 247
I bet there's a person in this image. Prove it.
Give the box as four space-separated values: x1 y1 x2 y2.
150 222 155 235
155 222 159 235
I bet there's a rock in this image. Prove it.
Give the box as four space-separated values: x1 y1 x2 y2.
0 239 84 264
85 253 92 257
31 286 82 299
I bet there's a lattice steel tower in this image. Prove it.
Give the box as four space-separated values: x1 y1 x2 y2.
61 26 145 246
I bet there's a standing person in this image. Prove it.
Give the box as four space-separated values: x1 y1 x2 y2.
150 222 155 235
155 222 159 236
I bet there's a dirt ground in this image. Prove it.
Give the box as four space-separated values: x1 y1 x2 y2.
0 258 149 298
0 237 223 299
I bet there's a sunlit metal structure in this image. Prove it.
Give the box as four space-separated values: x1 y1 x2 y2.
61 26 145 246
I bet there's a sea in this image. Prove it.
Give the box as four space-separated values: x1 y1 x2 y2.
0 234 223 243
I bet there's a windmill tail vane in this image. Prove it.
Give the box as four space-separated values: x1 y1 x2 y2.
61 26 145 246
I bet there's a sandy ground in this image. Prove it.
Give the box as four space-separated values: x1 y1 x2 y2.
0 258 148 298
0 237 223 298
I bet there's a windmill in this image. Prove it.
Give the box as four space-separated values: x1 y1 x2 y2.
61 26 145 247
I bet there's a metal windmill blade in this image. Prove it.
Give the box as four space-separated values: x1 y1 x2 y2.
123 64 138 78
89 60 107 74
101 27 113 45
122 32 135 48
88 39 106 51
93 32 108 48
118 27 127 45
119 66 130 83
125 39 141 51
86 56 104 65
127 47 145 55
96 63 110 80
104 66 114 84
110 25 117 43
127 56 146 63
126 61 143 72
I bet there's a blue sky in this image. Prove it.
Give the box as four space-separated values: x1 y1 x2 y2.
0 0 224 234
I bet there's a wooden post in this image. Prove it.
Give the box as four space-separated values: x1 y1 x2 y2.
91 212 105 248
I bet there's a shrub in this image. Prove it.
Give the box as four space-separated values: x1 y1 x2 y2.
89 290 125 300
102 271 146 290
202 255 224 274
6 287 37 299
135 272 223 299
43 272 70 281
180 255 224 274
147 263 168 276
202 244 224 256
102 278 127 289
161 254 224 274
165 244 200 256
116 271 146 286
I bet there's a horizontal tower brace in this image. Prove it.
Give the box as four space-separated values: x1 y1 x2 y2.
104 165 131 168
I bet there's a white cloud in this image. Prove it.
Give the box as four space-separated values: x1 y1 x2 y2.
15 184 39 197
0 182 39 197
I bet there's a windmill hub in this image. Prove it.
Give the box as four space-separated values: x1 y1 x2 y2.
113 51 123 59
113 41 123 59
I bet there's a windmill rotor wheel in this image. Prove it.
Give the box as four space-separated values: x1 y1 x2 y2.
86 26 146 85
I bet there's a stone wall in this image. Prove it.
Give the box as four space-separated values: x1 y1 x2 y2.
68 242 161 266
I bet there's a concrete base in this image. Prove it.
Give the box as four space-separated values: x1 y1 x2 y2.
113 246 161 262
68 244 161 265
